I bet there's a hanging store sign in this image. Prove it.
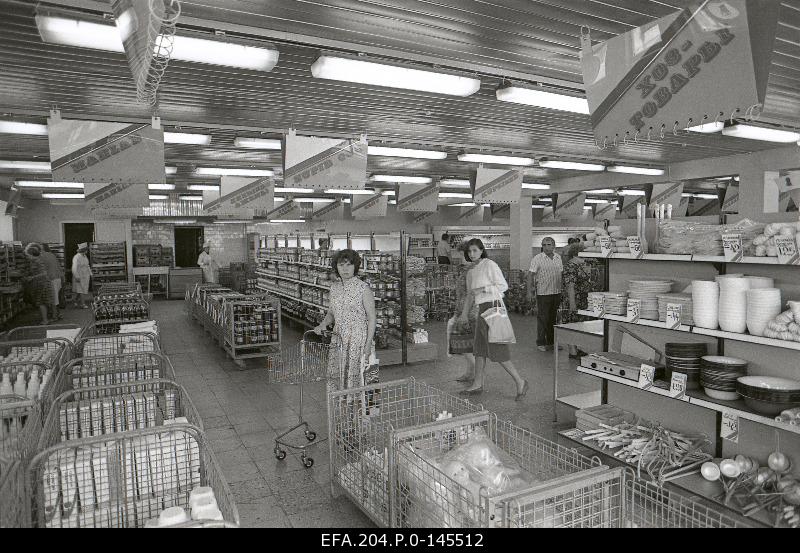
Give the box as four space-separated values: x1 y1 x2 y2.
203 177 273 218
617 196 646 219
458 204 485 224
283 130 368 191
265 200 302 220
412 211 437 224
594 201 618 221
47 118 165 184
472 168 522 204
311 199 346 221
541 206 557 221
397 183 439 212
722 182 739 212
580 0 779 145
675 196 690 217
490 204 511 220
648 182 684 213
555 193 586 217
689 197 720 216
85 182 149 216
351 194 388 220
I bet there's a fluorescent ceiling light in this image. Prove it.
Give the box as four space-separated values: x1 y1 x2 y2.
532 204 547 209
17 181 83 189
0 160 51 172
618 190 646 196
539 197 552 202
0 121 48 135
188 184 219 191
42 193 84 199
148 194 169 200
164 132 211 145
584 198 609 204
36 14 125 52
371 175 432 184
388 200 397 205
496 86 589 114
214 220 251 224
721 124 800 143
325 189 375 195
234 137 282 150
448 202 477 207
581 189 614 194
687 122 725 133
539 160 605 171
439 179 471 187
195 167 273 177
381 190 396 196
275 187 313 194
165 166 177 175
684 193 718 199
583 206 593 210
154 219 197 224
439 192 472 198
368 146 447 160
311 54 480 97
522 183 550 190
342 198 351 204
148 183 175 190
273 197 285 202
457 153 534 166
607 165 664 176
299 198 335 203
270 219 305 223
179 195 204 201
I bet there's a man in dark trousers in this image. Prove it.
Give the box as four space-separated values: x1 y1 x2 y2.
527 236 563 352
437 233 452 264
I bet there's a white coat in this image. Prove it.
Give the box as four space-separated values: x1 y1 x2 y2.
71 252 92 294
197 250 217 283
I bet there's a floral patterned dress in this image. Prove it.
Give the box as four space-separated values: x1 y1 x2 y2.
327 276 376 392
25 256 52 306
560 259 595 324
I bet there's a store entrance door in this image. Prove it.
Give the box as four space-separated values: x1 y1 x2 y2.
63 222 95 283
174 227 204 268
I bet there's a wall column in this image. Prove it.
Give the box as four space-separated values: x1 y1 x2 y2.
510 196 532 271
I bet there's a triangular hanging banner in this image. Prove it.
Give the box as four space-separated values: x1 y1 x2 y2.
555 192 586 217
472 168 522 204
490 204 511 220
594 201 618 221
203 176 273 218
581 0 780 144
689 198 720 216
397 183 439 212
351 194 388 220
412 211 437 224
779 173 800 212
617 196 647 219
283 130 368 190
722 182 739 213
85 183 149 217
675 196 690 217
542 206 558 222
312 199 346 221
265 200 302 220
458 204 485 224
648 182 684 213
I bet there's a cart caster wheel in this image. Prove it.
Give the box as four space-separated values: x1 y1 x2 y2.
302 456 314 468
274 448 286 460
304 430 317 442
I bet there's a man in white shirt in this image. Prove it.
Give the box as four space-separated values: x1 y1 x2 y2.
527 237 563 352
437 233 451 264
197 242 218 283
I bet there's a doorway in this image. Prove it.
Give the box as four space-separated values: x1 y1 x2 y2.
63 222 95 282
174 227 204 268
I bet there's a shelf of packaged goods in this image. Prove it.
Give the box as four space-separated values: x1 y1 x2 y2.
579 252 784 265
577 310 692 333
254 270 331 291
255 285 327 311
576 365 800 436
258 257 381 275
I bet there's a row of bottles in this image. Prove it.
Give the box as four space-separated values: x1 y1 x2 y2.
0 367 53 400
94 300 149 322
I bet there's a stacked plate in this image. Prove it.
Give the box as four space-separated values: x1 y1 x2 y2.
737 376 800 416
745 288 782 337
657 293 694 326
701 356 748 400
718 277 750 333
601 292 628 315
745 276 775 290
665 342 707 391
627 280 672 320
692 280 719 330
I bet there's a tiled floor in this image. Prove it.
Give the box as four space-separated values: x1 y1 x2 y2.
11 299 599 528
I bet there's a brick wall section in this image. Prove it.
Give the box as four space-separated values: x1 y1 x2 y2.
131 221 248 267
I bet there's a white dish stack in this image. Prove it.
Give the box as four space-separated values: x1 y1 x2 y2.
744 276 775 290
745 288 782 337
717 277 751 333
692 280 720 330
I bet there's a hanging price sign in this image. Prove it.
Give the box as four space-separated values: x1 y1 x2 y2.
666 303 682 329
599 236 613 258
720 410 739 443
722 233 743 262
638 363 655 390
774 236 800 265
627 236 644 259
669 372 689 401
626 298 641 323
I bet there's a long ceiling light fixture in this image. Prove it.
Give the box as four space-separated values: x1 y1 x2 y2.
0 121 48 135
275 187 313 194
522 183 550 190
0 161 51 172
457 153 534 166
16 181 83 189
439 192 473 199
234 137 282 150
148 194 169 200
178 195 204 201
149 183 175 190
164 132 212 145
165 166 178 175
495 85 590 114
187 184 219 191
538 160 605 171
270 219 305 223
310 53 481 97
371 175 432 184
324 189 375 195
195 167 273 177
687 121 725 133
607 165 665 176
368 146 447 160
42 193 84 199
721 124 800 143
439 179 471 187
617 189 647 196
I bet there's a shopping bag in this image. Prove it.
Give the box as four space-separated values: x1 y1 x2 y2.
481 300 516 344
447 317 474 355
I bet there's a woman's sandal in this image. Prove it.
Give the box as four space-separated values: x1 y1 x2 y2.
515 380 529 402
459 387 483 396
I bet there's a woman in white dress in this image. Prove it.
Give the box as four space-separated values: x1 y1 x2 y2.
71 242 92 309
457 238 528 400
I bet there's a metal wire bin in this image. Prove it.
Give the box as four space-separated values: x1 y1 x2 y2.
4 323 83 345
328 377 485 527
96 283 143 296
74 329 160 358
269 330 341 468
1 395 42 528
391 412 617 528
40 379 203 447
0 337 73 376
27 423 240 528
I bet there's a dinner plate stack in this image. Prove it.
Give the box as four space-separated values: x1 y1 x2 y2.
745 276 775 290
657 293 694 326
746 288 782 337
627 280 672 320
701 356 748 400
692 280 719 329
601 292 628 315
718 277 750 333
736 376 800 416
665 342 707 391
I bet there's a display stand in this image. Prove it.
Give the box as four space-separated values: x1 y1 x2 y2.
89 242 128 292
132 266 170 297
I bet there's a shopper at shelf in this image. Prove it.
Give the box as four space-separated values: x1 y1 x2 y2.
71 242 91 309
527 236 563 352
313 249 378 392
197 242 218 283
457 238 528 400
560 243 595 358
24 244 52 325
41 243 63 321
450 242 477 382
437 233 452 264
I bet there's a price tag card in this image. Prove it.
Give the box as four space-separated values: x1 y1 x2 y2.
627 236 644 259
599 236 613 258
638 363 655 390
626 298 641 323
722 233 743 262
665 303 682 329
669 372 690 401
590 295 604 317
720 410 739 443
774 236 800 265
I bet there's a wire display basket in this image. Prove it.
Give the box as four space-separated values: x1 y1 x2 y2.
1 395 42 528
74 330 160 358
40 379 203 448
0 337 73 375
27 423 239 528
328 377 485 527
4 324 83 345
96 283 143 297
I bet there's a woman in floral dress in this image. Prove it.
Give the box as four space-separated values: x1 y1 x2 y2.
560 243 596 357
24 243 52 325
313 249 377 392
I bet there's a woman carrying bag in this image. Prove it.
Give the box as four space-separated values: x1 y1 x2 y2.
457 239 528 400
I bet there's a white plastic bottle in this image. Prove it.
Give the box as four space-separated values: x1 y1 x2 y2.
0 373 12 396
13 371 26 397
27 369 40 399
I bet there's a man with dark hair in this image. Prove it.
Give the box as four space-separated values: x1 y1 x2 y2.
528 237 564 352
41 243 63 320
437 233 452 264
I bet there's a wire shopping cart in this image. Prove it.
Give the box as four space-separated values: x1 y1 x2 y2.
74 328 160 358
268 330 342 468
1 395 42 528
4 323 83 345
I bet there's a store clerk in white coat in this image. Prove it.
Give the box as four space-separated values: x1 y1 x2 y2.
197 242 218 283
71 242 92 309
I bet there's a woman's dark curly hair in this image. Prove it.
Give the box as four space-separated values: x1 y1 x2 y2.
331 249 361 278
463 238 488 262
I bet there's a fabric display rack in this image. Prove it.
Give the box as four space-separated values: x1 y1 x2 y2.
555 218 800 528
0 318 240 528
89 242 128 293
